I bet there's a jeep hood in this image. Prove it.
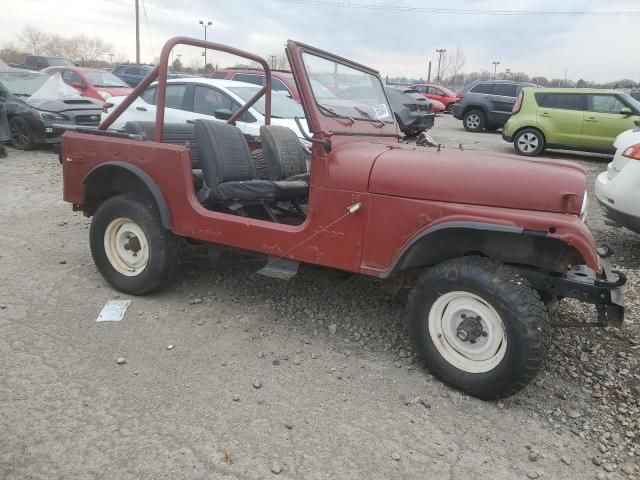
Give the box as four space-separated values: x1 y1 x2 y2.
369 147 586 214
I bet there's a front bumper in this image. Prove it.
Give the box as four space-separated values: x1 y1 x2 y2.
595 167 640 234
517 246 625 328
451 103 463 119
502 130 514 142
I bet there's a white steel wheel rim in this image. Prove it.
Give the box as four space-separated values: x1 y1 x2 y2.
104 217 149 276
428 291 507 373
466 114 480 128
517 133 539 153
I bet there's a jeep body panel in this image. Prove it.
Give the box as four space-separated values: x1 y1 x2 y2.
63 37 604 277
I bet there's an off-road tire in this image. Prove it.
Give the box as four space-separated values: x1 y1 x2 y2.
514 128 545 156
408 256 550 399
9 116 36 150
463 109 486 132
90 193 181 295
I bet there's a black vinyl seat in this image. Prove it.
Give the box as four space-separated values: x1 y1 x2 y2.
193 119 307 205
259 125 310 183
123 121 201 168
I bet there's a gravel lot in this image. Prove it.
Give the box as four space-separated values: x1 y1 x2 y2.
0 115 638 479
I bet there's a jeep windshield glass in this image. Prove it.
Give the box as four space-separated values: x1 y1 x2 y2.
227 85 304 119
85 71 129 88
0 71 49 96
302 52 393 123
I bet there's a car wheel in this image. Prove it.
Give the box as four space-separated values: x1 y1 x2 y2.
9 116 36 150
463 110 485 132
514 128 545 156
445 103 454 114
90 193 181 295
408 256 550 399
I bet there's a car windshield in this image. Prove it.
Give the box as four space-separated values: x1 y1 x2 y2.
619 92 640 112
438 86 456 96
227 85 305 119
302 52 393 123
0 71 50 96
85 71 129 88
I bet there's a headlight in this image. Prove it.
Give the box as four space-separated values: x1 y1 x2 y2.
580 191 589 222
98 91 112 100
299 138 312 153
33 110 66 121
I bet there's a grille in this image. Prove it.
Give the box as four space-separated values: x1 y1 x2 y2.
74 114 101 126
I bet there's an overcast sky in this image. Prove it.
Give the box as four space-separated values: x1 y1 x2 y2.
1 0 638 82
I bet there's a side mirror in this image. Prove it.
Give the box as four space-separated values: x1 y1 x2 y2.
620 107 633 116
213 108 233 120
72 82 83 90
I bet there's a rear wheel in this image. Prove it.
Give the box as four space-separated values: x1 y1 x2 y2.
463 110 485 132
90 193 181 295
408 256 550 399
9 116 36 150
445 103 454 114
514 128 545 156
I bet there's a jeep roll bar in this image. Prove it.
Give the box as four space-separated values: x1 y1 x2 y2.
98 36 273 142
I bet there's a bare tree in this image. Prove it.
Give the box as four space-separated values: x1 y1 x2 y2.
18 25 48 55
446 47 465 87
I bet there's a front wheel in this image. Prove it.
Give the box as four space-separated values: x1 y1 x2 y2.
9 116 36 150
514 128 545 156
90 193 181 295
408 256 550 399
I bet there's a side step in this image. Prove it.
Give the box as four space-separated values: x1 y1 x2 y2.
256 257 299 280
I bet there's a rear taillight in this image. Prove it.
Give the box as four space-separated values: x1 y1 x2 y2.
102 102 113 114
457 92 464 99
403 103 418 111
622 143 640 160
512 92 523 114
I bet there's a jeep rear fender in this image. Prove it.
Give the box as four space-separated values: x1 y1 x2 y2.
82 162 172 229
378 221 589 279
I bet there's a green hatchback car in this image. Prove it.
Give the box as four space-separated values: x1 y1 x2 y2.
503 88 640 156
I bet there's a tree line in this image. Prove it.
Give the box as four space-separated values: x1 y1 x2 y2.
0 25 118 68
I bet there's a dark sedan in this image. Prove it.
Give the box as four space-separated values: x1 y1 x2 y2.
385 87 434 136
0 69 102 149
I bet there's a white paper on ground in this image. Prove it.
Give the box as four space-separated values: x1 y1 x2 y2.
97 300 131 322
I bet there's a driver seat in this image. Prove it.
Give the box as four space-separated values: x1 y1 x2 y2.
193 119 307 205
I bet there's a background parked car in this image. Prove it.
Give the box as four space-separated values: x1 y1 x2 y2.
452 80 537 132
103 78 311 140
385 87 434 135
42 66 132 102
0 68 102 149
112 64 179 87
406 83 458 113
595 126 640 234
9 55 76 71
212 68 300 102
503 88 640 156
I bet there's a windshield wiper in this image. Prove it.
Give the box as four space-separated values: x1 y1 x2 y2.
317 103 354 124
352 106 385 127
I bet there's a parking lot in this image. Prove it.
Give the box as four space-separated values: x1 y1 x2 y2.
1 114 638 479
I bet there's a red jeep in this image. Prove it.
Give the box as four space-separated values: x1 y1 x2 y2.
60 37 625 399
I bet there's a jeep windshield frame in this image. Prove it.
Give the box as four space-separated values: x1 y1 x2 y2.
286 40 400 138
98 36 273 142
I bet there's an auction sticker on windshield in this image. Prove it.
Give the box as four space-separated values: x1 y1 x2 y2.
373 103 390 120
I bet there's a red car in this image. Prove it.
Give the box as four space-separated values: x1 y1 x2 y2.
60 37 625 399
212 68 301 102
42 66 132 102
407 83 458 113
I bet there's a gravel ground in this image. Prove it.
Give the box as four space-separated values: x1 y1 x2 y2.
0 115 638 479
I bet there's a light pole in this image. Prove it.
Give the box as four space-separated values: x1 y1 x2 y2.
435 49 446 83
492 61 500 80
199 20 212 68
108 53 114 66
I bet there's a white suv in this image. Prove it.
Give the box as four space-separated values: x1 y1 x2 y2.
595 126 640 234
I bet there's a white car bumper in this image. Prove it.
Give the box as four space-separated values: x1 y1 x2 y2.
595 160 640 234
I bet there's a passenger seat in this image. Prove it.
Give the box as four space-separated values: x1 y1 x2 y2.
193 119 308 205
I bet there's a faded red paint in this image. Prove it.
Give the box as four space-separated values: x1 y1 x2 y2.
62 37 602 277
